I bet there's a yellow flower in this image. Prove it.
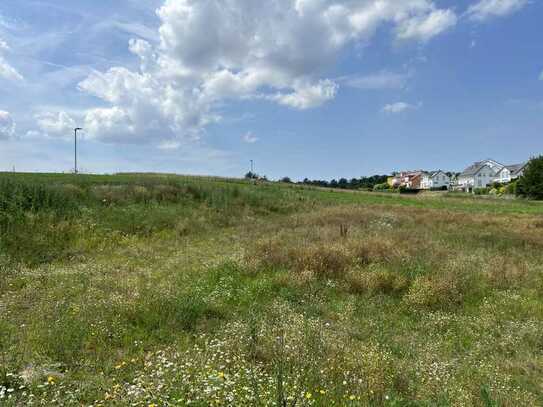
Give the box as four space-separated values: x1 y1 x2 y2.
305 392 312 399
218 372 225 379
149 404 157 407
349 395 356 400
47 376 55 385
319 389 326 394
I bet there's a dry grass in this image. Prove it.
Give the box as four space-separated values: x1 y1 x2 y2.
1 175 543 405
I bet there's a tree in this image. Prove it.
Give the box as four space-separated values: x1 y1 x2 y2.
516 156 543 200
245 171 258 179
280 177 292 183
338 178 348 189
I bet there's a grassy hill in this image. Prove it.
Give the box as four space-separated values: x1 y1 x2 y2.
1 173 542 405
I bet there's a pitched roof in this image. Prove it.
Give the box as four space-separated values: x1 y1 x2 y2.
430 170 447 178
505 163 526 176
460 162 488 176
460 160 503 177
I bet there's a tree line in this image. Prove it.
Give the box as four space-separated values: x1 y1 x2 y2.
245 172 388 190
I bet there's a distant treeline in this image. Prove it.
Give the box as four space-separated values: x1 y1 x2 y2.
298 175 389 190
246 172 388 190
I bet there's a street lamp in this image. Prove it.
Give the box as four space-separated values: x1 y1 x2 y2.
74 127 83 174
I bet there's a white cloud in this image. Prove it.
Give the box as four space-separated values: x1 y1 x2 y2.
382 102 421 114
468 0 529 21
242 131 258 144
396 9 457 42
77 0 456 145
0 38 23 81
35 111 76 138
0 110 16 140
269 80 338 110
341 71 410 90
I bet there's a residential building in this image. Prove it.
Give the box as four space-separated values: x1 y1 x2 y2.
408 172 423 189
387 175 400 188
455 159 504 191
420 171 451 190
494 163 526 183
389 171 424 189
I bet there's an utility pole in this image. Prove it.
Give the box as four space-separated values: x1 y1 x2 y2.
74 127 83 174
250 159 254 174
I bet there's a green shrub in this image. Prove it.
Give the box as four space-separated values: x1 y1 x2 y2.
516 156 543 200
474 187 490 195
505 181 517 195
373 183 390 192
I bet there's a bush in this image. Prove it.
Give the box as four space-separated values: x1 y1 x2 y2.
373 183 390 192
516 156 543 200
473 187 490 195
505 181 517 195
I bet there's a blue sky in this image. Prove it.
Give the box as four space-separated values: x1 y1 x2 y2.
0 0 542 180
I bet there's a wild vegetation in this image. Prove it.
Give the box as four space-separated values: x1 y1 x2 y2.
517 155 543 200
1 172 542 406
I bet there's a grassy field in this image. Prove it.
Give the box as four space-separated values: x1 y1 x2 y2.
1 173 542 406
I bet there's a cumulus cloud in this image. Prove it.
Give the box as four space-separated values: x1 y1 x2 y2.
396 9 457 42
0 110 16 139
78 0 456 145
0 38 23 81
468 0 529 21
269 80 338 110
382 102 420 114
35 111 76 138
242 131 258 144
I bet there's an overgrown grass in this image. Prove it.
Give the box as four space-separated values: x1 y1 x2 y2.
1 173 542 405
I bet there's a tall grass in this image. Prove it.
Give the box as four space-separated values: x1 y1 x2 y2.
0 175 311 265
1 173 542 405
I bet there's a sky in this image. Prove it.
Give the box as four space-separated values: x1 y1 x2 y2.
0 0 542 180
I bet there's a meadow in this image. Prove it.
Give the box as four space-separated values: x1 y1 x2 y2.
0 173 542 406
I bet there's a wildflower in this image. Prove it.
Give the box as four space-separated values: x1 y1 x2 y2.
349 395 356 400
47 376 55 385
218 372 225 380
319 389 326 395
305 392 312 399
149 404 157 407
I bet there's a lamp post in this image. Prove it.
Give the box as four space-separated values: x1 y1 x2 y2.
74 127 83 174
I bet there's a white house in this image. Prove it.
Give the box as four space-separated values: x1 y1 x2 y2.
494 163 526 184
455 159 503 191
420 171 451 190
